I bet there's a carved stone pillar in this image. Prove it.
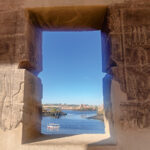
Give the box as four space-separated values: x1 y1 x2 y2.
108 1 150 129
0 66 42 143
105 1 150 149
0 2 42 143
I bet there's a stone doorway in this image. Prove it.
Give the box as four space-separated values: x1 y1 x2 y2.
0 1 150 150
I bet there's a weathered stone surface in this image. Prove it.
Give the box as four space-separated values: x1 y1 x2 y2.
0 10 26 35
0 67 42 145
108 7 121 34
27 6 107 30
0 1 23 12
0 67 42 138
107 1 150 129
22 70 42 142
120 102 150 129
112 66 150 100
24 0 125 9
17 26 42 74
0 9 42 73
0 67 24 130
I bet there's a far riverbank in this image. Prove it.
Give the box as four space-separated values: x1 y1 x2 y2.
42 104 104 120
87 113 104 121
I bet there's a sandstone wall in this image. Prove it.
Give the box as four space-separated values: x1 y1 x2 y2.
0 67 24 131
0 67 42 144
0 0 149 150
107 0 150 130
104 1 150 149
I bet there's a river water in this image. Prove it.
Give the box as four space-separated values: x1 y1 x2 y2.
41 110 105 134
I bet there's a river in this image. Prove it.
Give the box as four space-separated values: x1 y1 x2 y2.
41 110 105 134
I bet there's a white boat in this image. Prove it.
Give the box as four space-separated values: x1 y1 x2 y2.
47 123 60 129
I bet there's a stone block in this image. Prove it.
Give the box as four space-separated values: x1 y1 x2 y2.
123 8 150 27
0 35 27 64
110 34 124 65
108 6 121 34
0 10 26 35
21 24 42 73
124 46 150 66
112 65 150 101
0 36 15 64
0 67 42 143
120 101 150 129
0 67 25 130
108 2 150 103
0 0 23 12
0 32 42 74
22 70 42 143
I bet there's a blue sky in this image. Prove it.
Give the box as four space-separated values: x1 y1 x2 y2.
39 31 105 105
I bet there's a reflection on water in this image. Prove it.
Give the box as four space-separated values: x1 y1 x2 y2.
47 127 59 132
41 110 105 135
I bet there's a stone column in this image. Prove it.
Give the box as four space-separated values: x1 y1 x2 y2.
105 0 150 149
0 0 42 144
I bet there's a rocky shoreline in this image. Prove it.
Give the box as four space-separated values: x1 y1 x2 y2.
42 108 67 118
42 111 67 118
87 114 104 121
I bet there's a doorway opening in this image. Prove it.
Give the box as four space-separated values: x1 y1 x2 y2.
39 31 105 135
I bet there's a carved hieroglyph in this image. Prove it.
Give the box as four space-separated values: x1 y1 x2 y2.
120 102 150 129
0 68 24 130
0 10 42 74
108 2 150 128
0 68 42 132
